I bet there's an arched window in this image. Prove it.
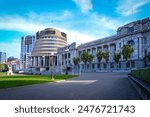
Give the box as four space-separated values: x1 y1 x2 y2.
128 40 135 47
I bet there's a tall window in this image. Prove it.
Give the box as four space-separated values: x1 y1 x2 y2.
97 64 100 68
143 37 147 45
131 61 135 68
119 42 121 49
92 64 95 69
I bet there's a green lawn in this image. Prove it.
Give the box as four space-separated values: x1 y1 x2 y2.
0 74 79 89
0 72 7 76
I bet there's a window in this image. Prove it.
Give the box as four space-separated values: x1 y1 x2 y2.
61 32 67 38
131 61 135 68
119 62 121 68
144 37 147 45
128 27 134 33
97 64 100 68
126 61 130 68
68 53 70 58
119 43 121 49
104 63 107 68
65 54 67 59
87 64 89 69
111 63 114 68
92 64 95 69
82 65 84 69
45 30 55 35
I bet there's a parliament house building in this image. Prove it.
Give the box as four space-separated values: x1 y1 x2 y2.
30 18 150 74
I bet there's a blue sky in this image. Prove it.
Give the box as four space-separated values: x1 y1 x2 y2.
0 0 150 58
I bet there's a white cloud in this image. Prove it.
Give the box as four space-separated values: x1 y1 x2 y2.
0 11 126 58
0 15 45 34
72 0 93 13
0 40 20 58
0 11 122 43
116 0 150 16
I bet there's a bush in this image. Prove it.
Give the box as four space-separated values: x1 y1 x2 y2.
0 63 8 71
131 68 150 83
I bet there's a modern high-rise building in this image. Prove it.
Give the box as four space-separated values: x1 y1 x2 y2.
20 35 36 71
0 52 6 63
31 28 67 72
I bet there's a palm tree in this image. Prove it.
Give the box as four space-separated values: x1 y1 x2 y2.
87 54 94 70
113 52 121 70
103 51 109 69
122 44 134 69
81 50 89 70
96 50 103 70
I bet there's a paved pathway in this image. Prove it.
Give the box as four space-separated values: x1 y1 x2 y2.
0 72 141 100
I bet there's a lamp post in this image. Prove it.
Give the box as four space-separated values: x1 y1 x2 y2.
51 52 54 80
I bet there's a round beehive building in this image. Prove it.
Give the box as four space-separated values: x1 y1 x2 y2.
31 28 67 72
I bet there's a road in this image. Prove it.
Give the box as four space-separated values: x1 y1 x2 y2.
0 72 141 100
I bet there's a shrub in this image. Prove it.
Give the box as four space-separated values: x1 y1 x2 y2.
131 68 150 83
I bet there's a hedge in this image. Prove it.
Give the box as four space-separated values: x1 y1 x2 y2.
131 68 150 83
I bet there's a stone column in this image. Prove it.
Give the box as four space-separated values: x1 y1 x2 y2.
95 46 97 54
33 57 36 67
139 37 143 58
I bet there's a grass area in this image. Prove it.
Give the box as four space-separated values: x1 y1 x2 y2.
0 73 79 89
131 68 150 83
0 72 7 76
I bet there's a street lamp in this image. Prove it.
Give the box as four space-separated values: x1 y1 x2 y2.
51 52 54 80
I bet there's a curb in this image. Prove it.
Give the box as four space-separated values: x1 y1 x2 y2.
128 75 150 100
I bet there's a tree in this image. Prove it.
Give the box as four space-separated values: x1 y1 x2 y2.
96 50 103 62
81 50 89 70
73 57 80 66
122 44 134 69
103 51 109 69
87 55 94 63
87 54 94 70
0 63 8 72
73 57 80 73
96 50 103 69
114 52 121 70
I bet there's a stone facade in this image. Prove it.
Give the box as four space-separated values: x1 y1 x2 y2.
56 18 150 73
30 18 150 74
57 42 79 74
